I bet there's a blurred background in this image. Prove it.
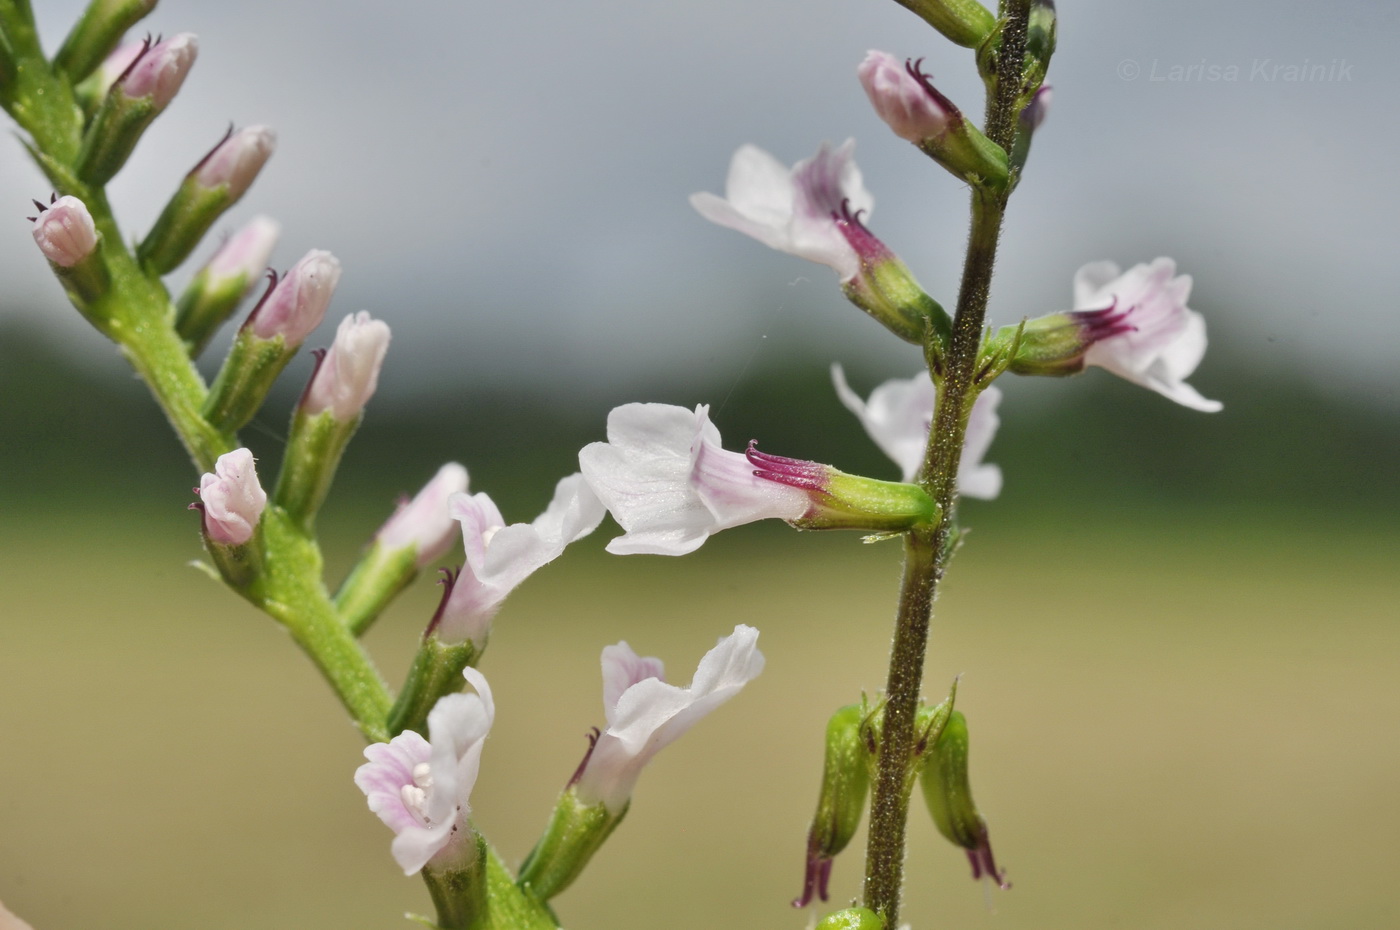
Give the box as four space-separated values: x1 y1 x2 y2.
2 0 1397 928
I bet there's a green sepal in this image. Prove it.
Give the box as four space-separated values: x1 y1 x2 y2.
805 703 876 861
44 244 111 312
52 0 157 84
0 26 16 89
815 907 885 930
842 259 950 347
386 635 480 738
76 85 159 186
203 534 264 592
988 315 1091 378
335 540 422 637
202 328 296 433
793 472 939 535
421 833 489 930
915 119 1009 190
139 175 239 275
977 1 1056 107
918 707 1006 887
274 407 360 532
913 677 959 761
518 788 627 902
176 264 263 356
891 0 995 48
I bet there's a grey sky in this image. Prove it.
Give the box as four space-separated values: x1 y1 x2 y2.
3 0 1397 408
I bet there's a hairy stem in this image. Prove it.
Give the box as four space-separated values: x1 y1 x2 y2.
862 1 1033 924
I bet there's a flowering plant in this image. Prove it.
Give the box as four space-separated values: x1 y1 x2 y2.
0 0 1220 928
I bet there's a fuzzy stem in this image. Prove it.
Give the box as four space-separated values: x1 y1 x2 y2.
861 2 1033 925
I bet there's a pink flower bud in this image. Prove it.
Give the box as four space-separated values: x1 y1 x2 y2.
249 249 341 345
377 463 470 565
204 215 280 288
31 195 99 267
858 51 957 144
303 311 391 419
121 33 197 108
192 125 276 198
95 40 146 97
195 448 266 545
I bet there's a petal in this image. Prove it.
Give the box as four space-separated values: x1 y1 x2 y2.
601 641 666 725
958 387 1003 500
831 363 934 482
355 732 431 835
1072 260 1122 309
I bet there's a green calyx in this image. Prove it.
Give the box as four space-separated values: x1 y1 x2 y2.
336 540 423 636
176 265 262 356
139 175 240 275
795 471 939 536
892 0 996 48
517 788 628 902
76 85 159 186
916 120 1009 190
53 0 157 84
274 408 362 532
815 907 885 930
202 329 296 433
386 635 480 738
810 703 877 855
843 256 950 347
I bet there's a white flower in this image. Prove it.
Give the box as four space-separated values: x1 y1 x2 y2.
355 668 494 875
435 474 605 645
573 625 765 813
690 140 873 280
195 448 267 544
302 311 391 420
578 403 810 556
30 195 98 267
1073 258 1222 412
831 363 1002 499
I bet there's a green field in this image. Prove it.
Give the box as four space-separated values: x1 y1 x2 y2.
1 502 1395 930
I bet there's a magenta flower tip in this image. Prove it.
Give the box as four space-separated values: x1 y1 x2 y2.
745 442 828 492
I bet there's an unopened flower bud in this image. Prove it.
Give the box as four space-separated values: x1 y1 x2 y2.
794 703 876 908
858 52 1007 188
918 710 1008 889
77 34 198 185
378 464 472 565
335 464 470 637
72 40 145 111
139 126 277 275
31 195 98 267
250 249 340 344
302 311 391 420
194 448 266 546
192 125 275 199
120 33 197 107
176 216 280 353
890 0 996 48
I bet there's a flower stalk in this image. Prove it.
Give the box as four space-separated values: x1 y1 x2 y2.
860 1 1035 924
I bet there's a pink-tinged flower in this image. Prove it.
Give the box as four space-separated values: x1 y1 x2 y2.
355 668 494 875
93 40 147 97
690 140 874 281
193 448 266 545
30 195 99 267
432 474 605 647
204 215 279 288
831 364 1003 499
579 403 811 556
377 463 470 566
0 898 35 930
248 249 341 345
858 51 959 144
572 625 765 814
191 125 276 198
120 33 197 108
1073 259 1222 412
302 311 391 420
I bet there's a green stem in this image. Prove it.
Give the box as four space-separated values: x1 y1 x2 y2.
861 2 1033 925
